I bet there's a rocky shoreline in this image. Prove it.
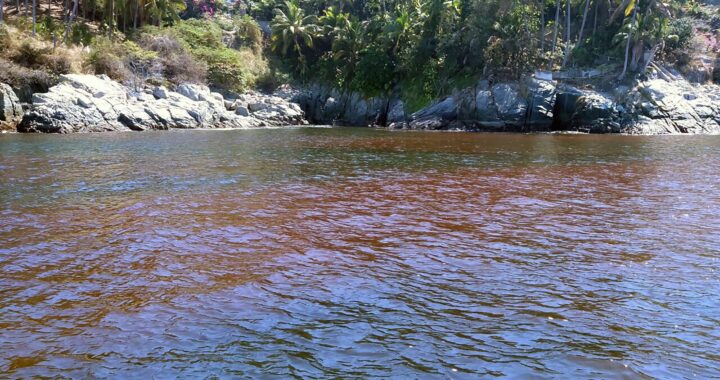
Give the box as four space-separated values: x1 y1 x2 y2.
289 67 720 135
2 68 720 135
4 75 306 134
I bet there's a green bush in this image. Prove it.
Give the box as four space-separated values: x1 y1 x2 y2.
667 17 694 50
12 42 50 67
0 58 55 101
166 19 225 50
70 23 94 46
37 15 63 41
138 33 208 84
349 46 394 98
140 18 267 92
88 38 158 82
194 47 262 92
233 15 263 53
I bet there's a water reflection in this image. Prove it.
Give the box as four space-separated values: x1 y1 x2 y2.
1 129 719 378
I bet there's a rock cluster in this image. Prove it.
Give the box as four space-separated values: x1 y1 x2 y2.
288 70 720 135
17 75 307 133
8 66 720 135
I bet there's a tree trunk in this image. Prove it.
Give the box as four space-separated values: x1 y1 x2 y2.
592 0 600 45
551 0 560 54
0 0 5 24
639 42 662 73
24 0 27 16
562 0 571 67
577 0 590 47
133 0 138 29
32 0 36 36
63 0 77 43
540 1 545 52
619 0 639 79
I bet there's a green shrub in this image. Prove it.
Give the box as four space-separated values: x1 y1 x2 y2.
140 18 267 91
12 42 50 67
37 15 63 41
87 38 158 82
667 17 694 50
139 33 208 84
0 58 55 101
70 23 94 46
349 46 394 98
167 19 225 50
193 47 262 92
233 15 263 53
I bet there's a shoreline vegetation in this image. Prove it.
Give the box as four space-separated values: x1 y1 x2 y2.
1 0 720 134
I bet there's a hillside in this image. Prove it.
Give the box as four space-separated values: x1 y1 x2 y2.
2 0 720 133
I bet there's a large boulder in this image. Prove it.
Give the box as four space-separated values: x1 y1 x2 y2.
387 100 406 124
571 94 621 133
1 83 24 131
18 75 308 133
525 79 556 130
409 97 457 130
492 83 527 126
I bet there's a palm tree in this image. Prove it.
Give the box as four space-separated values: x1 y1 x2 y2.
330 17 362 88
271 0 319 72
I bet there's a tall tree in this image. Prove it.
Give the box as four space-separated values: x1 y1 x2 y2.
551 0 561 58
32 0 36 36
562 0 571 67
619 0 639 79
577 0 590 47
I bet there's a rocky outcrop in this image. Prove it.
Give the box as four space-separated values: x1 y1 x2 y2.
629 77 720 134
1 83 23 131
281 64 720 135
16 70 720 135
278 84 390 126
18 75 307 133
229 92 306 126
395 78 559 132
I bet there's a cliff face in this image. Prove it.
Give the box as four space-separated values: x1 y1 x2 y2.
287 69 720 135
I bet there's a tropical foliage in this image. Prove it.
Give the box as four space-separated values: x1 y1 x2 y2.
0 0 713 101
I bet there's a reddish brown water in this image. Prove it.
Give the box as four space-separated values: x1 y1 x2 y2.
1 128 719 378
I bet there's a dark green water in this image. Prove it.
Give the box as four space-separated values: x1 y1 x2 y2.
1 128 719 378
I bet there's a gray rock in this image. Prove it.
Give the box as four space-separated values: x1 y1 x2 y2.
475 89 498 122
633 78 720 134
410 97 457 129
235 106 250 117
492 84 527 126
1 83 24 130
18 75 307 133
525 79 556 130
574 94 615 122
153 86 169 99
387 100 406 124
176 83 207 101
